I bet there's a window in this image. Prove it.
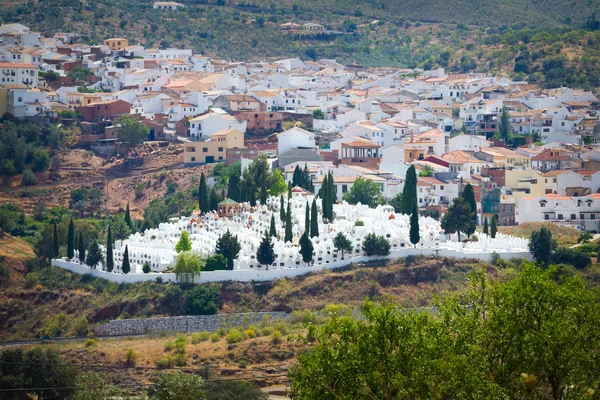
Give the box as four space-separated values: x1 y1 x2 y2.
591 214 596 220
18 97 22 102
571 214 576 220
191 157 195 162
580 214 585 220
545 214 550 220
202 148 208 152
218 156 223 160
218 147 223 152
342 184 348 193
557 214 563 220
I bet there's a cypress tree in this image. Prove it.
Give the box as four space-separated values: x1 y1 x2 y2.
292 165 302 187
269 214 277 238
327 172 336 220
284 201 293 243
259 184 268 205
321 174 329 219
410 203 420 248
304 201 310 234
227 174 241 202
124 203 132 228
209 187 222 211
299 232 314 264
303 164 313 192
106 224 113 272
287 181 292 199
280 195 285 222
78 232 85 264
310 198 319 238
461 183 478 233
199 172 209 213
249 184 256 206
491 215 498 239
483 217 489 236
67 218 74 260
53 222 59 258
122 245 130 274
401 165 417 215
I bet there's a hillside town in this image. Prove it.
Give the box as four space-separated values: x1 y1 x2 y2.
1 22 600 236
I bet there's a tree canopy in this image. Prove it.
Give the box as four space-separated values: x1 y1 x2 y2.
342 177 383 208
115 114 149 148
174 251 204 284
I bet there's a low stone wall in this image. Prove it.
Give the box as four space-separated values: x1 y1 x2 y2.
94 312 289 336
53 249 532 284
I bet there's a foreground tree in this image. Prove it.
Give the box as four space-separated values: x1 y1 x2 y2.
280 195 286 222
304 201 310 234
209 187 223 212
269 214 277 238
67 218 74 259
187 285 220 315
342 177 383 208
333 232 353 259
175 230 192 253
227 174 241 202
174 251 203 284
284 202 292 243
215 230 241 270
153 371 207 400
441 197 475 241
124 203 132 229
461 183 478 237
257 230 275 268
362 233 390 257
528 226 557 267
499 107 511 144
53 222 59 257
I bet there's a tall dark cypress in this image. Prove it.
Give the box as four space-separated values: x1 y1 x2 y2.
401 165 417 215
78 232 85 264
310 198 319 238
304 201 310 234
410 203 420 248
228 174 241 202
106 224 113 272
269 214 277 238
491 215 498 239
284 201 292 243
122 245 130 274
249 184 256 206
53 222 59 258
287 181 292 199
321 174 328 218
483 217 489 236
280 195 285 222
124 203 132 228
199 172 209 213
67 218 74 259
259 185 268 205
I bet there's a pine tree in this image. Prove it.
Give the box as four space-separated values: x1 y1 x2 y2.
285 201 293 243
227 174 241 202
122 244 130 274
67 218 74 259
199 172 209 213
310 198 319 238
410 204 420 247
85 240 103 269
491 215 498 239
215 230 241 270
78 232 85 263
106 224 114 272
483 217 489 236
256 230 275 268
333 232 353 260
175 230 192 253
299 232 314 264
401 165 417 215
280 195 286 222
269 214 277 238
259 184 268 205
304 201 310 234
53 222 59 258
124 203 132 228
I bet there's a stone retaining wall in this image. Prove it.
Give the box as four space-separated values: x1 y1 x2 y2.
94 312 289 336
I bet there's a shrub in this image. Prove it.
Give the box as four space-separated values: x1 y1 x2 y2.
125 349 137 366
84 338 97 348
70 316 89 336
271 330 283 345
186 285 220 315
244 329 256 339
142 262 151 273
238 359 248 368
551 247 592 270
275 322 289 335
210 333 220 343
191 331 210 344
226 329 244 344
354 220 364 226
164 341 175 352
260 326 274 337
22 168 37 186
173 353 186 366
490 252 503 266
156 356 173 368
204 254 227 271
174 340 186 355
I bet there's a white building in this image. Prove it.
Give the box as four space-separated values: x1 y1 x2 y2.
188 109 246 139
153 1 185 10
517 193 600 232
0 62 38 88
277 126 317 155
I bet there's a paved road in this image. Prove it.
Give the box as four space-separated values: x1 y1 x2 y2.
569 234 600 248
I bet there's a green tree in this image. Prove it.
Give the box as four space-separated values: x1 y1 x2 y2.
124 203 132 229
204 380 268 400
304 201 310 234
528 226 557 266
78 232 85 263
312 109 325 119
310 198 319 238
259 184 268 205
388 192 403 213
343 177 383 208
110 214 132 241
269 214 277 238
215 230 241 270
106 224 113 272
333 232 353 259
499 107 511 144
144 198 169 229
175 230 192 253
285 202 293 243
142 261 151 273
227 174 241 202
441 197 475 242
209 187 222 211
187 285 220 315
121 244 130 274
280 195 286 222
31 148 50 172
287 181 292 199
362 233 390 257
299 232 314 264
199 173 209 213
410 204 420 247
86 240 103 269
115 114 149 148
461 183 478 237
401 165 417 215
153 371 207 400
483 217 489 236
67 218 75 259
490 214 497 238
174 251 203 284
269 169 287 196
257 230 275 268
53 222 59 257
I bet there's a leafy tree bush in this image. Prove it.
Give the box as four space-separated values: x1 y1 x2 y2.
362 233 390 257
343 177 383 208
175 230 192 253
551 247 591 269
174 251 204 284
333 232 353 259
186 285 220 315
529 226 557 266
153 371 207 400
204 254 227 271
